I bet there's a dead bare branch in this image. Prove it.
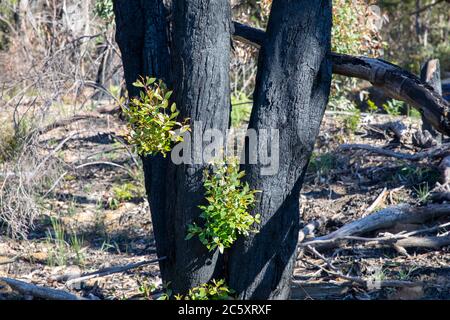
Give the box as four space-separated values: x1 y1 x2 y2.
65 257 166 287
0 277 86 300
339 143 450 161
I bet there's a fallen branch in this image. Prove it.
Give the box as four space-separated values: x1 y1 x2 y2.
0 277 86 300
65 257 166 287
298 219 323 243
74 161 135 177
232 21 450 135
339 143 450 161
302 204 450 249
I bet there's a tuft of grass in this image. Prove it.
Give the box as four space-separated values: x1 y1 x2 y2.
343 110 361 134
398 266 419 281
46 216 85 266
46 217 68 266
382 99 403 116
308 152 337 176
107 182 144 209
0 120 30 163
395 165 440 187
414 183 430 204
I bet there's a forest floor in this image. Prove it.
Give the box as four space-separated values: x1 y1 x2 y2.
1 103 450 300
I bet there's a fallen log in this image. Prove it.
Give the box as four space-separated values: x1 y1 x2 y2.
301 204 450 250
0 277 86 300
232 22 450 135
291 280 351 300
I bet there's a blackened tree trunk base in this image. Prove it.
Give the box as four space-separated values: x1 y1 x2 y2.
228 0 332 299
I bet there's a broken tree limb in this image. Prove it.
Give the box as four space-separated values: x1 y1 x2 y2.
331 54 450 135
301 204 450 250
339 142 450 161
0 277 86 300
298 219 324 243
420 59 443 141
65 257 166 287
232 21 450 135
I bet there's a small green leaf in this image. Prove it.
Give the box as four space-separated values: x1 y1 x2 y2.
133 81 145 88
147 77 156 85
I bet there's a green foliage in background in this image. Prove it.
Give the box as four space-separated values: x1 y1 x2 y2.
343 109 361 134
309 153 337 176
0 120 30 163
107 182 143 209
122 77 190 158
382 99 404 116
379 0 450 73
186 157 260 254
231 92 252 127
95 0 114 23
260 0 384 56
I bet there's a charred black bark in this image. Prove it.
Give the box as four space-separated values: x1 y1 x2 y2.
163 0 232 293
113 0 172 281
228 0 332 299
113 0 333 298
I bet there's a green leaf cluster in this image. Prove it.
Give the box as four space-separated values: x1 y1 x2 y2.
186 157 260 253
174 279 234 300
122 77 190 157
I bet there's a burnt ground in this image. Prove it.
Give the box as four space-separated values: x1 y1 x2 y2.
1 108 450 300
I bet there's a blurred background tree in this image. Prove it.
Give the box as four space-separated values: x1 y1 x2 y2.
379 0 449 74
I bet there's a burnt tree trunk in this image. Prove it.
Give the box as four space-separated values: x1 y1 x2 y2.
114 0 332 298
228 0 332 299
113 0 173 282
163 0 232 293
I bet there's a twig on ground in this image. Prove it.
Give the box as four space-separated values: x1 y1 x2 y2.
65 257 166 287
302 250 421 289
339 143 450 161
